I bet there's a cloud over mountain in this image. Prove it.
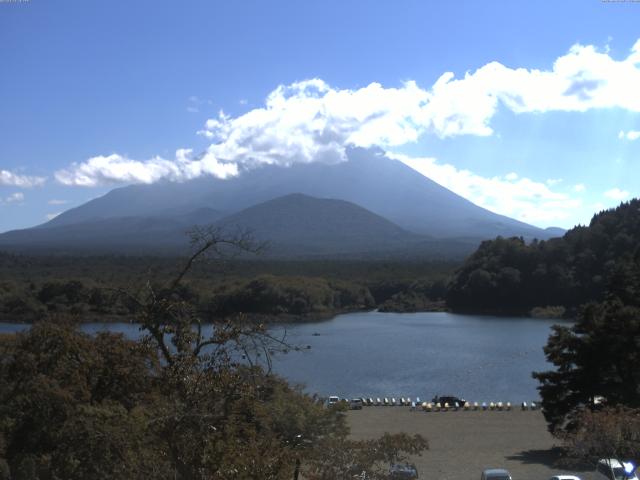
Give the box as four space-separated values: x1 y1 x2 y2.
391 153 582 224
196 38 640 167
55 150 238 187
56 39 640 187
49 39 640 225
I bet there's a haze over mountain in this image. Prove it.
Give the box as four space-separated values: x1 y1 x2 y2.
0 148 562 257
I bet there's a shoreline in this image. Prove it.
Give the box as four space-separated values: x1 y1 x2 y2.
0 304 567 325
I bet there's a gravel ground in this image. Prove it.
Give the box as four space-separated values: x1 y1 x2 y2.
347 407 595 480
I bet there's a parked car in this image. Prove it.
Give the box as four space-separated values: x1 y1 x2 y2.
595 459 638 480
550 475 581 480
327 395 340 407
390 463 418 479
432 394 467 408
350 398 364 410
481 468 512 480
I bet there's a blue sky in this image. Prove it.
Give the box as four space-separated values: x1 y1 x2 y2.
1 0 640 233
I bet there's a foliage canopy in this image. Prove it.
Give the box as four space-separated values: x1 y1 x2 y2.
0 229 427 479
447 199 640 315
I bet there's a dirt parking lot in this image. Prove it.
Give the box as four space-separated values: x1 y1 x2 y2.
347 407 594 480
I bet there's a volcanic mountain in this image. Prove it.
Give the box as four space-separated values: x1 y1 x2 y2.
0 147 561 257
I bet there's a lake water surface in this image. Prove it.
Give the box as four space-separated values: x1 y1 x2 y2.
0 311 566 403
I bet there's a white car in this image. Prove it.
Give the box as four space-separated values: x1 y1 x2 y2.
327 395 340 407
596 459 638 480
550 475 581 480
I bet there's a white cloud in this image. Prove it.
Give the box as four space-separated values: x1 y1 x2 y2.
55 38 640 188
55 150 239 187
48 199 68 205
573 183 586 193
0 192 25 205
0 170 45 188
6 192 24 203
194 38 640 165
604 188 630 201
45 212 61 221
390 153 582 225
198 79 433 167
619 130 640 141
546 178 562 186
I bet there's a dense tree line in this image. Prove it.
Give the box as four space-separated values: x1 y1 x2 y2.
0 254 453 321
209 275 375 317
447 199 640 315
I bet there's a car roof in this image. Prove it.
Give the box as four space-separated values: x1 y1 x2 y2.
484 469 511 475
598 459 624 468
551 475 581 480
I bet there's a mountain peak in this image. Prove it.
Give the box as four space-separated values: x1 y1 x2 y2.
0 149 557 256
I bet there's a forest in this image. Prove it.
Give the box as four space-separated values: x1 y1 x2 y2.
446 199 640 316
0 252 454 323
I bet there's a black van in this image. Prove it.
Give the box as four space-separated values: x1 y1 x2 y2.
432 395 466 408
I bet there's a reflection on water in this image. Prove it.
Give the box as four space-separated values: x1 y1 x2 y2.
1 311 566 402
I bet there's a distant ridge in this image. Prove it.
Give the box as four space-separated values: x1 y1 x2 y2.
214 193 421 255
543 226 566 237
0 147 558 258
0 193 480 258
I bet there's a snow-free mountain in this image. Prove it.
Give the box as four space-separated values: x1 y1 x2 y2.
0 148 562 257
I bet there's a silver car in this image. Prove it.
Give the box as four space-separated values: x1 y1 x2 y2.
481 469 512 480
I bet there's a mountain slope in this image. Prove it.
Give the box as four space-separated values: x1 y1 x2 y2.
214 193 422 255
42 147 553 240
0 208 226 254
2 194 470 257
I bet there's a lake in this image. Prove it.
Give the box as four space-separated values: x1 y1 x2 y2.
0 311 565 403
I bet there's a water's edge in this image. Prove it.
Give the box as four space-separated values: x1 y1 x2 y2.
1 311 563 402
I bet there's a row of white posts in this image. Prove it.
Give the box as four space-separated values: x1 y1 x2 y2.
420 401 538 411
351 398 539 411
